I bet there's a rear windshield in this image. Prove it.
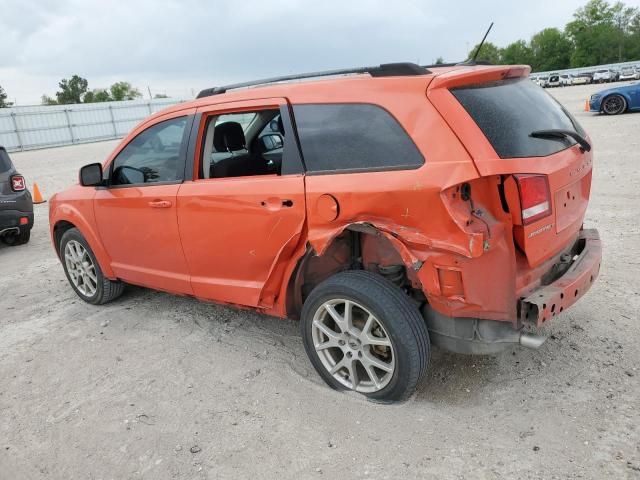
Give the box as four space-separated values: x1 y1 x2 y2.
0 149 13 173
451 78 584 158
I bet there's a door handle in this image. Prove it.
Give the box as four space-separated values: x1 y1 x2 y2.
148 200 172 208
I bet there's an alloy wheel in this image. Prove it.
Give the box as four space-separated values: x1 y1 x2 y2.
64 240 98 297
311 299 395 393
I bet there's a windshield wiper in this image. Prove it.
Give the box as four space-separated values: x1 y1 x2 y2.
530 129 591 152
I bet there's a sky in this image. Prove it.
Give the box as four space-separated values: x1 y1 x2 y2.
2 0 640 104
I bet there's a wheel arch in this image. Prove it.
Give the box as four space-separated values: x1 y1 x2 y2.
51 207 115 278
283 223 426 320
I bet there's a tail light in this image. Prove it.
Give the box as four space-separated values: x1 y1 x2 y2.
514 174 552 225
10 175 26 192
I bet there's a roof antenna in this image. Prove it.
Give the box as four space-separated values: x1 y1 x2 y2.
470 22 494 63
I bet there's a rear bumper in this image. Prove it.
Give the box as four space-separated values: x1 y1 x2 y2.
519 229 601 326
0 209 34 233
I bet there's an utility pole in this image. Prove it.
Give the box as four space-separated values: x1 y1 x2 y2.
147 86 152 100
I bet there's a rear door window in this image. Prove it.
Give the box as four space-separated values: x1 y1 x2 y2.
292 104 424 173
451 78 585 158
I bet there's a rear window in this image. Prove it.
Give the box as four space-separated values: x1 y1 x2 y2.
451 78 584 158
0 149 13 173
292 104 424 173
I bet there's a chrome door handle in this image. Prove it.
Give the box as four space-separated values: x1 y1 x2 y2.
148 200 172 208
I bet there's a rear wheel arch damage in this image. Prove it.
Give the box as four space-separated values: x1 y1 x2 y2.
285 224 427 320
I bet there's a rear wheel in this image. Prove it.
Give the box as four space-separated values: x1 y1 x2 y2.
300 270 430 402
602 94 627 115
59 228 124 305
2 228 30 246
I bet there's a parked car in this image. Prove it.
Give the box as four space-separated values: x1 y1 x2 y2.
572 73 593 85
537 75 549 87
560 74 573 86
588 82 640 115
593 69 617 83
547 74 561 87
50 63 601 402
0 146 33 245
619 66 640 81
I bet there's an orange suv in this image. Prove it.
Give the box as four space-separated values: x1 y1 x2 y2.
49 63 601 402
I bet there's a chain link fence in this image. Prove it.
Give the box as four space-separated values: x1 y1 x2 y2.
0 98 185 153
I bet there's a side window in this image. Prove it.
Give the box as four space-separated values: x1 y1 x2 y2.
200 109 287 179
292 104 424 173
111 117 187 186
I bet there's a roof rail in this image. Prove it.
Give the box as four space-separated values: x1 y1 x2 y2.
196 62 430 98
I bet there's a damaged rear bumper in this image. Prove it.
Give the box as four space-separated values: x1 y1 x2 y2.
519 229 601 326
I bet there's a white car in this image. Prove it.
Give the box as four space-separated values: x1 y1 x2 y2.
619 67 640 81
560 74 572 86
537 76 549 87
547 74 561 87
572 73 592 85
593 69 615 83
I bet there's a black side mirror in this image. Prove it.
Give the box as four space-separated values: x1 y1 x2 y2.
259 133 283 152
79 163 103 186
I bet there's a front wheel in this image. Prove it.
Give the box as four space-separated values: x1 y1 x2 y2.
59 228 124 305
602 94 627 115
300 270 430 402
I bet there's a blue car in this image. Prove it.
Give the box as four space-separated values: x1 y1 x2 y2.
588 82 640 115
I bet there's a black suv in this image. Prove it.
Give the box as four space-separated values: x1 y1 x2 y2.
0 147 33 245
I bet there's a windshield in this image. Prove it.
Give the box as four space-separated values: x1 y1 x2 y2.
451 78 585 158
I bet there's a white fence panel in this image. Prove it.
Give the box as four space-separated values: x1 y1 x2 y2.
0 98 184 152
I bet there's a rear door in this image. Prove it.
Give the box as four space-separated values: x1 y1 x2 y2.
176 98 306 308
428 67 592 267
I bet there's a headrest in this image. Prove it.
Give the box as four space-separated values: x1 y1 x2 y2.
213 121 246 152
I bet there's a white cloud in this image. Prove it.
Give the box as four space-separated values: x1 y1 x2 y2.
1 0 639 103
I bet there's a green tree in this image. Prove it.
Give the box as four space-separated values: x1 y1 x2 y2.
0 85 11 108
83 89 112 103
41 95 58 105
469 41 502 64
109 82 141 101
434 56 445 65
529 28 573 71
500 40 534 66
56 75 89 104
153 93 169 99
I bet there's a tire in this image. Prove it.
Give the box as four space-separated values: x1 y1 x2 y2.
59 228 124 305
602 94 627 115
2 228 30 246
300 270 430 403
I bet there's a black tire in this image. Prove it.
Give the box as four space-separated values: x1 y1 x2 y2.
602 94 627 115
300 270 430 403
2 228 30 246
59 228 124 305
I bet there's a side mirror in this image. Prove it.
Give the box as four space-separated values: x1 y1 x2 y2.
259 133 283 152
79 163 103 186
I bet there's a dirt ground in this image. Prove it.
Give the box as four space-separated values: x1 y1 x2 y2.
1 82 639 480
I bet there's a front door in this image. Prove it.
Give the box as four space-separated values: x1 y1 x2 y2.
94 114 193 294
177 99 306 307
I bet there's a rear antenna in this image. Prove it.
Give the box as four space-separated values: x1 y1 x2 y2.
470 22 494 62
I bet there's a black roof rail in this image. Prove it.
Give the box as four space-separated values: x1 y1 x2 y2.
421 60 494 68
196 62 430 98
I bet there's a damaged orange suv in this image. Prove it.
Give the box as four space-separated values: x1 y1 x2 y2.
50 63 601 401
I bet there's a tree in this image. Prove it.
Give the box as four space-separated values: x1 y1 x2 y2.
109 82 141 101
41 95 58 105
500 40 534 66
153 93 169 99
0 85 11 108
529 28 573 71
434 56 445 65
469 41 502 64
83 89 112 103
56 75 89 104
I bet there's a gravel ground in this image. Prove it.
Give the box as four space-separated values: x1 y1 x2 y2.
1 82 639 480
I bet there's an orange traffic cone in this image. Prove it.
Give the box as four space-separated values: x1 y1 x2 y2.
584 100 590 112
32 182 46 204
